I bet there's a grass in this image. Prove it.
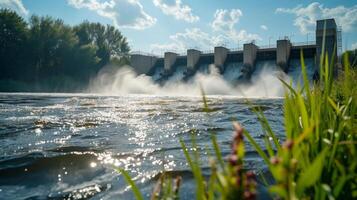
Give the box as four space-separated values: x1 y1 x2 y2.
117 43 357 199
243 48 356 199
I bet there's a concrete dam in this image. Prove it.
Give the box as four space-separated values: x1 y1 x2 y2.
129 19 339 86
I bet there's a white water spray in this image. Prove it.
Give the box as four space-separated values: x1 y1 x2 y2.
89 63 294 97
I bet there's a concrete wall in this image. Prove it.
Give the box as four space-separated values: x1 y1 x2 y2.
276 39 291 72
130 54 158 74
187 49 201 69
316 18 337 76
130 18 339 81
164 52 178 71
290 45 316 59
214 46 229 71
242 43 258 78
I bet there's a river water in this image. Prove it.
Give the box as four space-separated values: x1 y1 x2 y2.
0 93 285 199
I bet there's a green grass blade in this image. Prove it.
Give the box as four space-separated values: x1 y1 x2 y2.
200 84 211 112
264 136 275 157
243 130 270 165
179 138 206 200
279 77 298 97
296 92 310 129
116 168 144 200
257 110 282 152
300 49 311 103
210 133 226 173
207 165 217 200
247 102 282 153
296 148 328 195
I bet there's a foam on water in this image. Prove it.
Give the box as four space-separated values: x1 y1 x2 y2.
223 62 244 82
169 65 186 82
197 64 210 74
89 63 298 98
151 65 164 82
288 58 316 86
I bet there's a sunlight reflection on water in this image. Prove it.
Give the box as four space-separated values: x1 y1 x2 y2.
0 94 284 199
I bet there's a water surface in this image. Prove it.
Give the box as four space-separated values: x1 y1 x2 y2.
0 93 284 199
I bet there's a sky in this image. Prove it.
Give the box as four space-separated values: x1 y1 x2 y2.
1 0 357 54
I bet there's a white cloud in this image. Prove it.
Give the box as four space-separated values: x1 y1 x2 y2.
211 9 242 32
150 28 223 53
276 2 357 34
227 29 261 43
68 0 156 30
0 0 28 15
150 9 262 54
260 25 268 31
211 9 261 43
153 0 199 23
352 42 357 50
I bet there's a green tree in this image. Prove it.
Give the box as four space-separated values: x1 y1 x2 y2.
74 21 130 66
27 15 103 89
0 9 28 79
27 16 77 79
342 49 357 67
0 9 130 92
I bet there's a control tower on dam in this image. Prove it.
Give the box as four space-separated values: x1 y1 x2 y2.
130 19 338 82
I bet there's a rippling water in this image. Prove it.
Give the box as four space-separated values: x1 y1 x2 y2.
0 93 285 200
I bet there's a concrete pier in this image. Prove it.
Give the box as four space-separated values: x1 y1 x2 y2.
316 18 337 76
187 49 201 70
242 43 258 79
214 46 229 72
164 52 178 72
130 54 158 74
277 39 292 72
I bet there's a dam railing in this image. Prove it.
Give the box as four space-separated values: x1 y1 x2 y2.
130 51 163 58
292 41 316 46
130 41 316 58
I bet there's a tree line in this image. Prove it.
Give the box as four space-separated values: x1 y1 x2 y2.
0 9 130 92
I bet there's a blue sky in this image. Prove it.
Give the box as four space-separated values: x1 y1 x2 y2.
1 0 357 54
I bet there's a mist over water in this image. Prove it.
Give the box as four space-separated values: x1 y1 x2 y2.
89 63 295 97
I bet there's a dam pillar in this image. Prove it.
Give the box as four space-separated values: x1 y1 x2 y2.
242 43 258 79
130 54 158 74
187 49 201 70
276 39 292 72
164 52 178 72
316 18 338 77
214 46 229 72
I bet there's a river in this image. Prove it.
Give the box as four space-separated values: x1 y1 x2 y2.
0 93 285 199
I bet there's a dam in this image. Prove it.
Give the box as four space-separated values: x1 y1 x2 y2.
129 19 339 84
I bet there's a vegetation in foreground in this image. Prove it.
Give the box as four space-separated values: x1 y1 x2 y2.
0 9 130 92
119 48 357 199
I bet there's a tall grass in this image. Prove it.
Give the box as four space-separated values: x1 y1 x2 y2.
245 51 357 199
118 47 356 199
